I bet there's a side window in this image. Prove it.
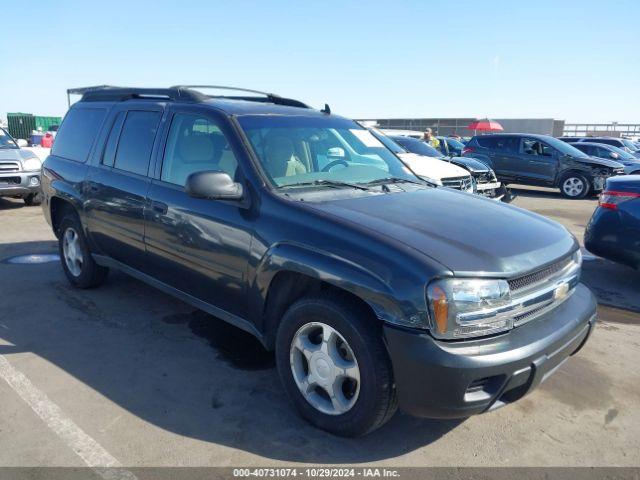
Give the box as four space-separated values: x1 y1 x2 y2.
596 147 612 158
101 112 126 167
476 136 498 148
161 113 239 186
113 111 161 176
522 138 544 156
52 108 107 162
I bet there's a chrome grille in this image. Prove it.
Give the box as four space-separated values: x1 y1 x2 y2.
0 161 20 173
442 175 473 191
508 256 573 293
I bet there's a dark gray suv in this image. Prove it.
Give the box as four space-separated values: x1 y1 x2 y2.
464 133 625 198
41 86 597 436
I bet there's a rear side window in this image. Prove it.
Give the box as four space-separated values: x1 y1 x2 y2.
101 112 126 168
476 136 499 148
52 108 107 162
113 111 161 176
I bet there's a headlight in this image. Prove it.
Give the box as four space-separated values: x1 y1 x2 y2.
22 157 42 171
427 278 512 340
420 175 443 186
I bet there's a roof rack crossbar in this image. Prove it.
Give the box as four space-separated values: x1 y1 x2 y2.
171 85 311 108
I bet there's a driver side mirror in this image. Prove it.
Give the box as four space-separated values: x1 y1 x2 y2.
610 152 619 159
16 139 28 147
185 171 243 201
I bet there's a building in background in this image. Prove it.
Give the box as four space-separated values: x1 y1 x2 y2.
360 117 566 137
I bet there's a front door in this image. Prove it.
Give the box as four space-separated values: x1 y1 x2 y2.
518 138 558 185
143 106 254 319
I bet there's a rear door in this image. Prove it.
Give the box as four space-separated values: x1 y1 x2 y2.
477 136 519 180
143 105 254 319
84 105 162 270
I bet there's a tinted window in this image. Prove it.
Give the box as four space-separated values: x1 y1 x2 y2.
52 108 106 162
101 112 126 167
161 113 239 186
113 111 161 176
476 136 499 148
574 144 592 155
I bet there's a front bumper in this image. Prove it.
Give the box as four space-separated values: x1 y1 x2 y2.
384 283 596 419
0 171 41 197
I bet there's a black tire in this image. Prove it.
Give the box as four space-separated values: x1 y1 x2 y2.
559 172 590 199
276 293 397 437
23 192 42 206
58 212 108 288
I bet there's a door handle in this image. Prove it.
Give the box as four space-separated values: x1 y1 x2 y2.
150 200 168 215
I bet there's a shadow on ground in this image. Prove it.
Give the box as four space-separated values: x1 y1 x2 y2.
0 241 461 463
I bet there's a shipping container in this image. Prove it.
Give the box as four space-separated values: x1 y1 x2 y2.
35 116 62 132
7 113 62 143
7 113 35 141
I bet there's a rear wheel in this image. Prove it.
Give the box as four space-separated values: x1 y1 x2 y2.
560 173 590 199
58 213 108 288
276 293 397 437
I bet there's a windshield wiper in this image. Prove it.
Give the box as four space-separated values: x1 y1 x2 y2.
365 177 426 186
279 180 370 191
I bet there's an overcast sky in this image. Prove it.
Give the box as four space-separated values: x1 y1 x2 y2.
1 0 639 123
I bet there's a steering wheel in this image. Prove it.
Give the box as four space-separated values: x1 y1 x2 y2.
321 159 348 172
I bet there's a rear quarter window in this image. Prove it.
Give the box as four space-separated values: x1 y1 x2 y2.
52 108 107 162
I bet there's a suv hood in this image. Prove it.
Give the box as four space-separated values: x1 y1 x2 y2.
0 148 39 162
311 187 576 276
572 154 624 169
447 156 490 172
397 153 470 180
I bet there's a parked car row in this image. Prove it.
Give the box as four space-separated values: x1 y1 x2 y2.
0 127 43 205
40 85 597 437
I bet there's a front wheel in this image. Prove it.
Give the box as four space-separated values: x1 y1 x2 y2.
276 294 397 437
23 192 42 206
560 173 590 199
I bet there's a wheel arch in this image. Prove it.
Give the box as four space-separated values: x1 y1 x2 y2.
254 243 400 350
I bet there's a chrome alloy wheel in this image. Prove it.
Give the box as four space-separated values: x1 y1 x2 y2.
62 227 83 277
562 177 585 197
289 322 360 415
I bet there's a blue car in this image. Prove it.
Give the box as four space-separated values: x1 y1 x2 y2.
585 175 640 269
572 142 640 175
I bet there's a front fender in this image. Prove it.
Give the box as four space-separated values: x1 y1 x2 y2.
251 242 425 331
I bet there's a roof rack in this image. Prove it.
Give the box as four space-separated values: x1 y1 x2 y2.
67 85 310 109
69 86 207 105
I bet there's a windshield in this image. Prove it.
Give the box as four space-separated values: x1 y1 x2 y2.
390 136 441 157
367 128 407 154
238 115 419 188
445 137 465 150
0 128 18 149
621 139 638 151
606 145 637 160
543 136 590 158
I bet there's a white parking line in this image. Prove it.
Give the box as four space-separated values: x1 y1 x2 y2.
0 354 136 480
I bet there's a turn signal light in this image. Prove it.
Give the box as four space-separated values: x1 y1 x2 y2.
431 286 449 335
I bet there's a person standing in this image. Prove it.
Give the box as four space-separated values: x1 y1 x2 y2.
423 128 440 149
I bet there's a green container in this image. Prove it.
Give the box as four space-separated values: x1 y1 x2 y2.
35 116 62 132
7 113 35 141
